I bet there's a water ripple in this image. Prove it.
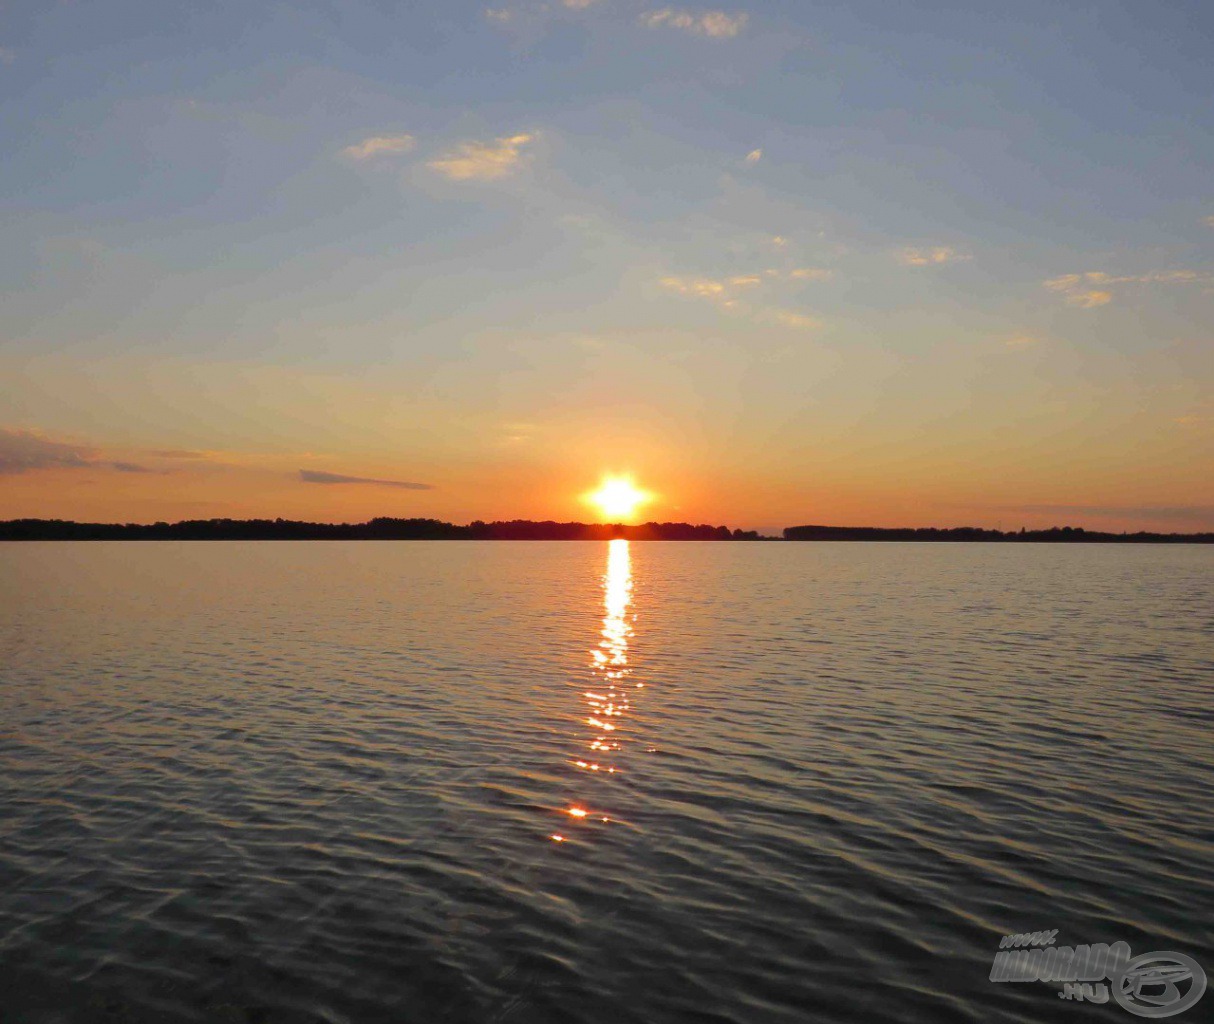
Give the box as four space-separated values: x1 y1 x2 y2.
1 540 1211 1022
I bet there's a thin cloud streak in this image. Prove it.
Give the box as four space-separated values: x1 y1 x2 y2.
342 134 416 160
765 309 820 330
896 247 970 267
298 470 434 490
0 428 92 474
427 133 535 181
640 9 749 38
1044 269 1209 307
0 429 159 476
658 276 821 331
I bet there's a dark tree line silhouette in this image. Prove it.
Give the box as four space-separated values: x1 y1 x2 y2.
0 517 762 541
782 524 1212 543
0 518 1208 542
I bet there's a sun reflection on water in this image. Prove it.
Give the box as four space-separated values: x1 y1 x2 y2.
550 538 636 843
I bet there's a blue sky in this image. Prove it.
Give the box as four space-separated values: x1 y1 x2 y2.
1 0 1211 528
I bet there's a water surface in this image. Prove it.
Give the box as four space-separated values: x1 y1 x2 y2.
1 541 1211 1022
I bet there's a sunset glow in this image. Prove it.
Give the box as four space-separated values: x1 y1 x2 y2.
0 3 1211 535
585 477 652 523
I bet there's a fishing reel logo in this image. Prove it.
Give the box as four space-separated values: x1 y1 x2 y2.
989 931 1206 1018
1112 952 1207 1019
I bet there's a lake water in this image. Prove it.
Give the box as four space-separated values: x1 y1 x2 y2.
1 541 1211 1023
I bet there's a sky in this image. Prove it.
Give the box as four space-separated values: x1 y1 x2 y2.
1 0 1212 532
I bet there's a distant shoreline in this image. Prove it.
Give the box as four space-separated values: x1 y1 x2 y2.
1 518 1210 543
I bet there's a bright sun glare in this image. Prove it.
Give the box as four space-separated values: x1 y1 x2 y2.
585 475 651 522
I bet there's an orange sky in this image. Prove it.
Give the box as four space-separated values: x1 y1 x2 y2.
2 4 1212 533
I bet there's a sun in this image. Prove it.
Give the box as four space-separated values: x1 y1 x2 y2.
584 475 652 522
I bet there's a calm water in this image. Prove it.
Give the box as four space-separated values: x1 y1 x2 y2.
1 541 1211 1023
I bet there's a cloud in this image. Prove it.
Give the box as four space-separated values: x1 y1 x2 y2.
1043 269 1208 307
1004 334 1044 348
484 7 514 22
640 9 749 38
0 429 175 476
1204 216 1214 228
766 309 820 330
428 133 534 181
896 246 970 267
745 148 762 164
769 235 789 247
0 429 94 474
788 267 832 281
658 276 820 332
658 269 825 332
660 276 729 298
1043 276 1113 307
150 449 211 459
298 470 434 490
341 134 416 161
561 0 600 7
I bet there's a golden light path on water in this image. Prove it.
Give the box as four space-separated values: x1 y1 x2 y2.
551 538 635 843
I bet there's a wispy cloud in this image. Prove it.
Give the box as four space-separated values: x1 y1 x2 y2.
1004 334 1044 349
1204 215 1214 228
1043 275 1113 308
745 148 762 164
150 449 212 459
1044 269 1207 307
660 276 730 299
298 470 434 490
660 274 760 306
765 309 820 330
660 265 834 299
896 246 970 267
658 276 820 330
0 428 160 476
341 134 416 161
498 421 538 445
640 9 749 38
428 133 534 181
485 1 598 25
0 429 93 474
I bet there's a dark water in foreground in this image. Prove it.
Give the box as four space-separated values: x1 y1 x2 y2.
1 541 1211 1024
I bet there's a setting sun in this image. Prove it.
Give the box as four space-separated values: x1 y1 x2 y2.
584 475 652 522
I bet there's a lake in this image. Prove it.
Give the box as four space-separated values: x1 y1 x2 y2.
1 541 1211 1023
